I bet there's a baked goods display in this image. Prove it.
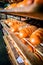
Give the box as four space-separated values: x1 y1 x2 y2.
1 0 43 64
4 18 43 45
4 18 43 53
29 28 43 46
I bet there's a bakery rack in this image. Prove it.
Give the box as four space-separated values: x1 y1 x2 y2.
0 7 43 65
0 14 43 65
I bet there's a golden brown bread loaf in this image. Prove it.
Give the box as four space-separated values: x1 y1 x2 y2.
4 18 26 28
16 0 34 7
4 18 27 32
10 21 26 32
27 25 37 36
30 28 43 46
19 25 37 38
11 24 20 32
5 0 34 9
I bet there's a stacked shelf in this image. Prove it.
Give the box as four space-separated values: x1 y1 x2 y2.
0 0 43 65
0 11 43 20
1 18 43 65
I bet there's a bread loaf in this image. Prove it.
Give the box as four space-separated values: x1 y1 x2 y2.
16 0 34 7
19 25 37 38
30 28 43 46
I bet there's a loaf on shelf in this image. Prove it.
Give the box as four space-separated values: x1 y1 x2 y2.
29 28 43 46
18 25 37 38
10 22 26 32
5 0 43 10
16 0 34 7
4 18 27 32
5 0 34 10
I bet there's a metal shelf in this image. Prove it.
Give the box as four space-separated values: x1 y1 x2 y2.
0 10 43 20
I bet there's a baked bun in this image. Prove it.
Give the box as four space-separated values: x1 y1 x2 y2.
16 0 34 7
11 21 26 32
27 25 37 37
19 25 37 38
30 28 43 46
11 24 20 32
